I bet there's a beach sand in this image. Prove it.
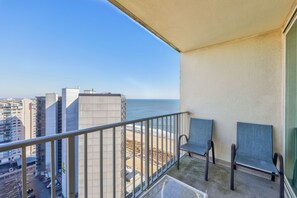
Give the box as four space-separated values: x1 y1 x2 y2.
125 130 176 174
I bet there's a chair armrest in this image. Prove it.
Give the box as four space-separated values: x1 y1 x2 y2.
178 134 188 148
273 152 284 174
179 134 188 143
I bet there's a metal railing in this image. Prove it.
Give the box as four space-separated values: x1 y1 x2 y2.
0 112 189 198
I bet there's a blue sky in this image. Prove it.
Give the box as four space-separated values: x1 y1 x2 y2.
0 0 179 99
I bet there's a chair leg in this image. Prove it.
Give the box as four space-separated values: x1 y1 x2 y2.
280 172 284 198
272 153 277 181
230 162 234 190
177 154 180 170
279 154 284 198
188 152 192 157
205 153 209 181
177 147 180 170
271 173 275 182
230 144 236 190
211 141 215 164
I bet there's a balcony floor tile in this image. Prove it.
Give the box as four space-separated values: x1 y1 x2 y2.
166 155 279 198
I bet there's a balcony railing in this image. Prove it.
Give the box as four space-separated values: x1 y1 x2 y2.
0 112 189 198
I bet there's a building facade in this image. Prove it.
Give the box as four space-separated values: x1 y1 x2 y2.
0 100 23 164
61 88 79 197
36 89 126 197
0 99 36 165
22 99 36 157
78 93 126 198
36 96 46 175
45 93 62 178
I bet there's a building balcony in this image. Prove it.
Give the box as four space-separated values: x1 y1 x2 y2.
0 112 284 198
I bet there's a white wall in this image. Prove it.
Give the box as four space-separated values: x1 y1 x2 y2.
180 30 283 162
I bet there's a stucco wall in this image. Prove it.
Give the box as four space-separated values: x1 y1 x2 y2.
180 31 283 162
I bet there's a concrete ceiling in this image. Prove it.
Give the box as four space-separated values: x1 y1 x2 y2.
109 0 296 52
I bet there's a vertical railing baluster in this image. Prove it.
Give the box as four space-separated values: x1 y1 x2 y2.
145 120 149 188
181 114 184 153
100 130 103 198
133 123 136 198
22 147 27 198
140 121 143 191
113 127 116 198
170 116 172 164
172 116 175 163
67 136 75 198
51 140 56 198
176 115 179 162
151 119 153 181
161 117 164 173
84 134 88 198
123 125 127 197
156 118 159 177
166 116 168 169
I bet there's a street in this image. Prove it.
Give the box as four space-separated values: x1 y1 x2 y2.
0 165 51 198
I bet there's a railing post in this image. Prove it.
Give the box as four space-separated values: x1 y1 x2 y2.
176 115 179 162
150 120 153 181
140 122 143 191
132 124 136 198
22 147 27 198
84 134 88 198
67 136 75 198
123 125 127 198
51 140 56 198
145 120 150 188
112 128 116 198
100 130 103 198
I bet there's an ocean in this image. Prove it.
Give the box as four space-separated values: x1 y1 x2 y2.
126 99 180 121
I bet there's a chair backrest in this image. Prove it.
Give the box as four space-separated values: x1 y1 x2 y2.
188 118 213 147
237 122 273 162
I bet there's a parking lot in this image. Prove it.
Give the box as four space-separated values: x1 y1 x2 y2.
0 165 51 198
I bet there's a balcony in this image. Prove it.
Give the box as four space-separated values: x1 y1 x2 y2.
0 112 284 198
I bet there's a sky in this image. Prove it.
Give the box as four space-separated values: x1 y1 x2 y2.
0 0 180 99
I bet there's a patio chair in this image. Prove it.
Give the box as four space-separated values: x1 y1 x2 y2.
177 118 215 181
230 122 284 198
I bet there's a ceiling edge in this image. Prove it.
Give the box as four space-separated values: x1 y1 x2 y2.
108 0 181 53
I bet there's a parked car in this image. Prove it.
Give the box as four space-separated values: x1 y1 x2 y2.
46 179 58 189
27 188 33 194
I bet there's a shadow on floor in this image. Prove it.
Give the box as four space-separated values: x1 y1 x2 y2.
166 155 279 198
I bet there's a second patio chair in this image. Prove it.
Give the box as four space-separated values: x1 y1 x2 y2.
230 122 284 198
177 118 215 181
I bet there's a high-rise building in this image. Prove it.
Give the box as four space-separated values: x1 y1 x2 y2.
36 96 46 175
37 88 126 197
0 100 23 164
36 94 63 177
22 99 36 157
0 99 36 165
77 92 126 198
61 88 79 197
45 93 62 177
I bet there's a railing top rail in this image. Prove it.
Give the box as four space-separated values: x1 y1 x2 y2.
0 111 189 152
